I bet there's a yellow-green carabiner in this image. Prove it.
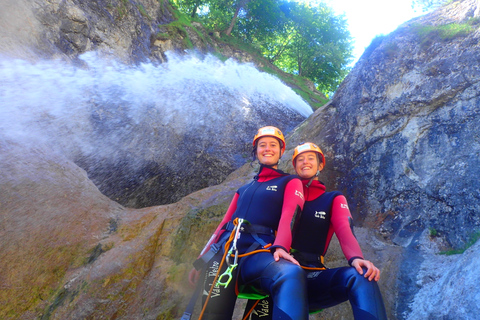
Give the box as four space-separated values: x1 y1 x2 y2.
216 263 238 288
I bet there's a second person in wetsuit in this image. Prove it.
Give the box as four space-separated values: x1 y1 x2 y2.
246 142 387 320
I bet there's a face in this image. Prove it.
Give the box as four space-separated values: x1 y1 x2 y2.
294 151 324 179
256 137 282 168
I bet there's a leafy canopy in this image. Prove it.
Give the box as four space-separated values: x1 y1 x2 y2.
173 0 353 95
411 0 451 12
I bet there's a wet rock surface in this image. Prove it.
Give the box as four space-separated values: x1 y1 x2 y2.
1 0 480 319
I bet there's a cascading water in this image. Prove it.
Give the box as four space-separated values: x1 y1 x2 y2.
0 51 313 207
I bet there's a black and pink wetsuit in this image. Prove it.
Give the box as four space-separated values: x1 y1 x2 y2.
198 165 308 320
292 179 363 265
248 179 387 320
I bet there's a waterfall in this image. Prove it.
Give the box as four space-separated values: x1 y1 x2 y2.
0 51 313 206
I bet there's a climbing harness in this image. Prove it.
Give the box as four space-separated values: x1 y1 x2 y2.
186 218 273 320
216 218 243 288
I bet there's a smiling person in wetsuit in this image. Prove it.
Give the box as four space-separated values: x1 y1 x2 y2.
187 127 308 320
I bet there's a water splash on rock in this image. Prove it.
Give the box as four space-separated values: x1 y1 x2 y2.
0 52 312 206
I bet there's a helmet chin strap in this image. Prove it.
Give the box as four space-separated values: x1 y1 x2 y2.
305 170 320 188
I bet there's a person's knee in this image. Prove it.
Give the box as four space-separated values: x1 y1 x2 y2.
271 261 304 282
272 263 306 294
338 267 371 288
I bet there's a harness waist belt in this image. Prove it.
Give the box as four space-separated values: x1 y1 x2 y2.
194 222 275 270
291 250 326 268
224 221 274 235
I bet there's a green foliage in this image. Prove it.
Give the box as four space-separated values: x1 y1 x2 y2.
156 8 211 49
263 2 350 93
440 230 480 255
172 0 206 18
137 3 152 20
174 0 353 96
413 21 475 48
429 227 438 237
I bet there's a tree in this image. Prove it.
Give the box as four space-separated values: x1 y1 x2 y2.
175 0 353 94
411 0 450 12
242 1 353 94
175 0 208 18
224 0 251 36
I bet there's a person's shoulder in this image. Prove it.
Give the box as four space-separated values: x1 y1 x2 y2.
283 173 302 182
325 190 343 197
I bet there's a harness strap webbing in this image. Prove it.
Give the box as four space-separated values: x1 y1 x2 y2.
242 299 260 320
186 219 277 319
180 270 206 320
197 226 236 320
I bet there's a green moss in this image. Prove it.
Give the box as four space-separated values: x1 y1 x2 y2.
170 206 227 264
0 240 93 319
440 230 480 255
137 3 152 20
82 242 114 266
116 0 129 20
119 212 157 241
41 286 80 320
413 21 474 49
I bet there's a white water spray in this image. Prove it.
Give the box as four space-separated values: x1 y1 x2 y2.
0 52 313 206
0 52 312 157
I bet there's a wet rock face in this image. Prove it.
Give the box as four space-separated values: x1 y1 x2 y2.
75 95 305 207
286 0 480 250
1 0 310 208
15 0 175 61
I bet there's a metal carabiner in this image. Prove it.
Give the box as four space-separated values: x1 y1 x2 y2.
232 218 244 251
216 218 244 288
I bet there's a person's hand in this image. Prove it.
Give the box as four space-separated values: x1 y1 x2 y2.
188 267 201 286
273 248 300 266
351 258 380 281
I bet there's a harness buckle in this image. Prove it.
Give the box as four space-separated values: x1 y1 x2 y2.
180 312 192 320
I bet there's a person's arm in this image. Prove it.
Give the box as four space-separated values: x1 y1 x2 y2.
330 195 363 263
331 195 380 281
188 192 239 285
271 178 305 258
198 192 239 256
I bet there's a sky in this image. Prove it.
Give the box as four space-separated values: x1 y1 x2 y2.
318 0 424 64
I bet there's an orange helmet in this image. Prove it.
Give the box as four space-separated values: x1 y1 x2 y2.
253 126 286 153
292 142 325 168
